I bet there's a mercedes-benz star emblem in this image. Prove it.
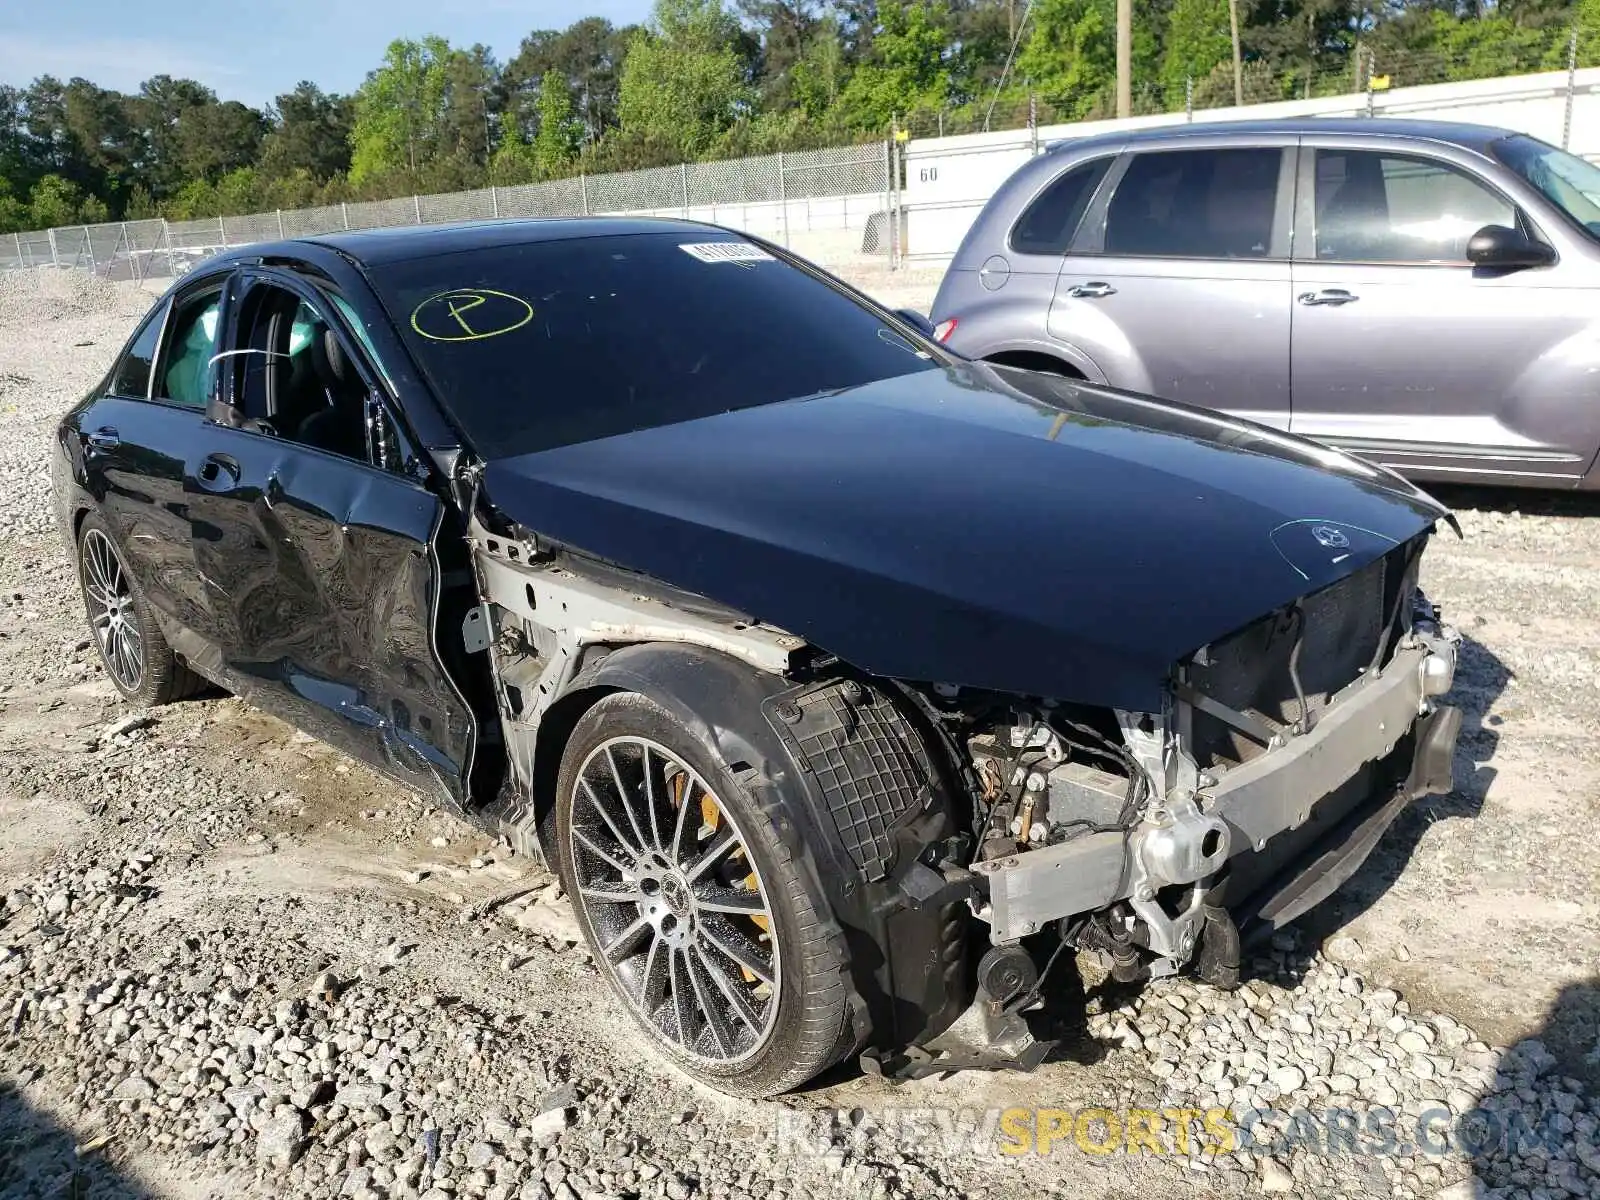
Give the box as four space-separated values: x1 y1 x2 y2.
1311 524 1351 549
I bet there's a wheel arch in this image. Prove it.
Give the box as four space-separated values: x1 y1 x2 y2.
983 349 1087 378
524 641 975 1059
528 642 801 863
70 500 99 543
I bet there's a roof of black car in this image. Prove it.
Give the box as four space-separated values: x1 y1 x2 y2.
300 216 728 265
1051 115 1516 154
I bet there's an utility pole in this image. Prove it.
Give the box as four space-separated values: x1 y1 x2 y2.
1228 0 1244 107
1116 0 1132 118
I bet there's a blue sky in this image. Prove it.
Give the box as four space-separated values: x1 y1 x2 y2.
0 0 656 108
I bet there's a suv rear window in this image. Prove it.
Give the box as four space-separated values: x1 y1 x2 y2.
370 233 941 459
1104 147 1282 259
1010 158 1111 255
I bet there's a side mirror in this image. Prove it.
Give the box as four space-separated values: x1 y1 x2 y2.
895 307 936 338
1466 224 1555 270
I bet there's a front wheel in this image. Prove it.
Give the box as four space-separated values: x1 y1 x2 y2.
555 692 853 1096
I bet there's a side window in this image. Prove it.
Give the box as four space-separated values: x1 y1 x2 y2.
109 304 167 400
1312 150 1516 264
331 294 396 392
154 289 222 409
1104 147 1282 259
1010 159 1111 256
235 283 374 464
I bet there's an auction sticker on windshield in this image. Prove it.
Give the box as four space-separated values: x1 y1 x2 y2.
411 288 535 342
678 242 775 264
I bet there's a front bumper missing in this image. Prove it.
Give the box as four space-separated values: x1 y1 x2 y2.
977 638 1461 947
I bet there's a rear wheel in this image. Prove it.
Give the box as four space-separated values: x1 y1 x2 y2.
76 512 203 707
555 692 852 1096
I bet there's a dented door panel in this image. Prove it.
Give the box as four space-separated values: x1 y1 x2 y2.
185 428 474 802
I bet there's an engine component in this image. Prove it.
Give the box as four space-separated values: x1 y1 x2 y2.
976 945 1038 1007
970 732 1139 849
1043 760 1131 831
1193 905 1241 990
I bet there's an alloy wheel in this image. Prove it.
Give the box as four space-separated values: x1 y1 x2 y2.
81 528 143 692
567 736 781 1065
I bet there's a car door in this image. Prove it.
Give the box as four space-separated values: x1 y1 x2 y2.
72 274 228 665
184 268 478 805
1289 139 1600 485
1048 138 1297 429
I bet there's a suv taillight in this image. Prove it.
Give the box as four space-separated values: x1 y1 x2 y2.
932 317 958 343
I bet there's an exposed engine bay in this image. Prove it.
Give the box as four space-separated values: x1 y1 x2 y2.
465 509 1462 1081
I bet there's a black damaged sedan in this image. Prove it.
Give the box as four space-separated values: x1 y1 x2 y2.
52 218 1463 1096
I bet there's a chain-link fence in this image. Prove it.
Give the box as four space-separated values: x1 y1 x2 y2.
0 143 893 283
898 16 1599 138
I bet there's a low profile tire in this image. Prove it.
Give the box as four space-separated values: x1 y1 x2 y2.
555 691 853 1097
76 511 203 707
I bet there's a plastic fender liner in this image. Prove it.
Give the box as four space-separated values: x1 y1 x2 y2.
563 642 972 1054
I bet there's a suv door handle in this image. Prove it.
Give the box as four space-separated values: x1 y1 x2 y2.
196 452 241 489
1067 281 1118 299
83 427 120 453
1298 289 1359 306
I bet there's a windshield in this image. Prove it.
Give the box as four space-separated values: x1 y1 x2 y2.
1492 134 1600 240
368 231 940 459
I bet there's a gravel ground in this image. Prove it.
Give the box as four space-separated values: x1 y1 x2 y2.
0 267 1595 1200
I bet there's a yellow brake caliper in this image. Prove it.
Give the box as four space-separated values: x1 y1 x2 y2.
681 781 766 983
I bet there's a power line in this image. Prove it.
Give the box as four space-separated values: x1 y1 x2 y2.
984 0 1037 131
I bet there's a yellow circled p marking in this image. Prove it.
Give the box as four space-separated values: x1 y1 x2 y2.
410 288 534 342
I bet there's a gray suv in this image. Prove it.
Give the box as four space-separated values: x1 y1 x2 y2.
930 118 1600 489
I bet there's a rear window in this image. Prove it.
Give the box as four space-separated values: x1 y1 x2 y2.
1010 158 1111 256
369 232 940 459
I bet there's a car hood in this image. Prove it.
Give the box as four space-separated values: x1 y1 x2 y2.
479 364 1450 711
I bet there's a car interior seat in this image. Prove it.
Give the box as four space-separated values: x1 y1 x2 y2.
294 326 368 461
1316 157 1390 259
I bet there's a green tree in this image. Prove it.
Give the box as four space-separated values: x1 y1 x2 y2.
790 17 850 122
0 85 26 185
0 175 26 232
161 176 219 221
534 69 582 176
617 0 752 158
503 17 638 142
260 82 353 181
176 100 267 181
488 136 540 185
62 78 139 190
28 174 88 227
214 167 263 215
438 44 498 169
740 0 822 109
123 183 157 220
130 76 219 197
1016 0 1117 116
1161 0 1232 100
349 36 455 186
836 0 955 128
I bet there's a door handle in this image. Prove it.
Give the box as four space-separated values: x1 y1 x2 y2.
83 427 120 453
1298 289 1359 306
1067 281 1118 299
196 452 241 489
